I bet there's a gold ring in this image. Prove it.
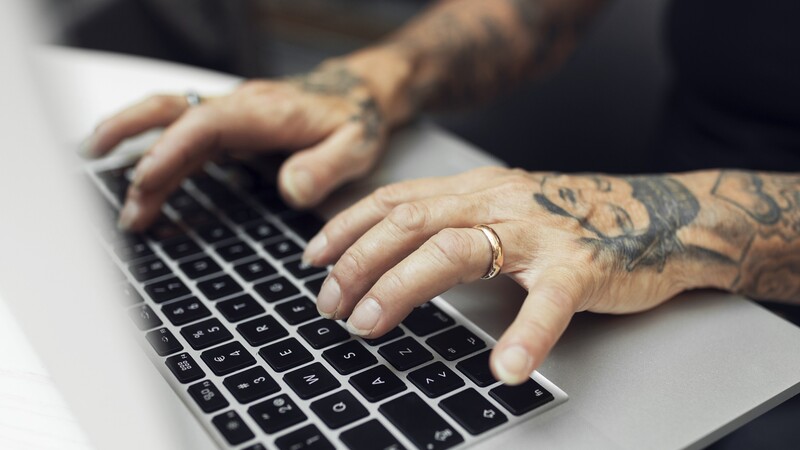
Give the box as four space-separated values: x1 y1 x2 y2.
473 224 504 280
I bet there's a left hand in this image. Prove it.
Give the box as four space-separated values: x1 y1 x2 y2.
301 166 704 385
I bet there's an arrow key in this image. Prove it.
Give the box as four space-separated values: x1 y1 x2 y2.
439 388 507 435
407 362 464 398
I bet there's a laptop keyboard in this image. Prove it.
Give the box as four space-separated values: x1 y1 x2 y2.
90 160 566 449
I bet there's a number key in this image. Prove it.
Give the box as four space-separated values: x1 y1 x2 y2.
181 318 233 350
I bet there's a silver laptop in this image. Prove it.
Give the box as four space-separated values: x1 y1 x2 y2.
3 2 800 449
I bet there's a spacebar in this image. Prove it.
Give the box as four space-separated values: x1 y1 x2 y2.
378 392 463 450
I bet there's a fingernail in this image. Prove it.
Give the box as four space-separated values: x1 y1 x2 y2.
303 232 327 266
316 277 341 319
117 200 140 230
346 298 381 336
283 169 314 205
132 156 154 187
495 345 533 385
78 134 100 158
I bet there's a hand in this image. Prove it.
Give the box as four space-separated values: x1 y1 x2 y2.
82 62 392 231
302 167 705 385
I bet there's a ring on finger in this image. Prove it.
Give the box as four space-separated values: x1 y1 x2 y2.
185 90 203 108
474 224 504 280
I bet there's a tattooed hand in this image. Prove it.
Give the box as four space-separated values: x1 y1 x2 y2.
81 61 394 231
301 167 800 385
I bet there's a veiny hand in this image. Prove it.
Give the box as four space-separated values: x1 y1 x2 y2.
82 62 390 231
302 167 709 385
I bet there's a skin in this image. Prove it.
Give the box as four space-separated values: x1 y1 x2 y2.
82 0 800 385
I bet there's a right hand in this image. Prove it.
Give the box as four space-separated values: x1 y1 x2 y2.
82 62 391 231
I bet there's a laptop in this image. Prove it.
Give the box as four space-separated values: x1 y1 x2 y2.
3 2 800 449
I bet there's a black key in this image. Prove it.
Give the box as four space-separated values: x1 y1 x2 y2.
282 213 325 241
161 235 202 260
283 258 327 280
264 239 302 260
408 362 464 398
198 274 242 300
167 188 203 213
362 327 404 346
379 392 464 450
259 338 313 372
216 239 256 262
305 277 325 298
212 410 254 446
144 277 190 303
114 237 153 261
223 366 279 404
248 393 306 434
426 326 486 361
455 350 497 387
182 209 216 227
275 296 318 325
243 220 280 242
254 188 292 215
165 352 205 384
179 256 222 280
233 258 277 282
146 328 183 356
129 304 162 330
161 296 211 326
489 379 554 416
188 379 229 413
402 302 454 336
196 222 235 244
120 283 143 305
254 277 299 303
147 219 184 242
298 319 349 349
217 294 264 323
349 365 406 403
201 341 257 376
129 257 171 281
339 419 404 450
242 445 267 450
378 337 433 371
440 388 507 435
283 362 340 399
275 424 334 450
310 390 368 429
225 205 262 225
322 340 377 375
181 318 233 350
236 315 288 346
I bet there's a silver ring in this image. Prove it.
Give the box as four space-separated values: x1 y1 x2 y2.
185 90 202 107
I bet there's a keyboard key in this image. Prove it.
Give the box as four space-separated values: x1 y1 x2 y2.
165 352 205 384
349 365 406 403
283 362 340 399
298 319 350 349
248 393 306 434
179 256 221 280
196 222 235 244
167 188 203 214
380 392 463 450
254 187 292 215
181 318 233 350
339 419 404 450
233 258 277 282
242 445 267 450
145 328 183 356
216 239 256 262
217 294 264 323
225 205 262 225
147 218 184 242
161 296 211 326
426 326 486 361
281 213 325 241
275 424 334 450
310 390 368 429
402 303 454 336
236 315 288 346
304 277 324 296
378 337 433 371
408 362 464 398
212 410 254 445
259 338 313 372
243 220 280 241
362 327 404 346
144 277 190 303
489 379 554 416
114 237 153 262
440 388 507 435
129 304 162 330
201 341 256 376
129 257 171 281
198 274 242 300
264 239 302 260
182 209 216 227
161 235 202 260
188 379 229 413
283 258 327 280
223 366 279 404
322 340 377 375
254 277 299 303
120 283 144 305
275 296 318 325
455 350 497 387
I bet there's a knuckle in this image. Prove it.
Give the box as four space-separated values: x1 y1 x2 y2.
428 228 473 267
387 202 430 234
333 249 368 284
146 95 176 113
371 183 406 212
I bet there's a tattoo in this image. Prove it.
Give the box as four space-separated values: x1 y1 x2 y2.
350 98 383 150
287 66 363 97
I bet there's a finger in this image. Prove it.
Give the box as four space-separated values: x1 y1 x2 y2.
82 95 188 158
343 225 509 337
490 272 580 385
315 192 491 319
